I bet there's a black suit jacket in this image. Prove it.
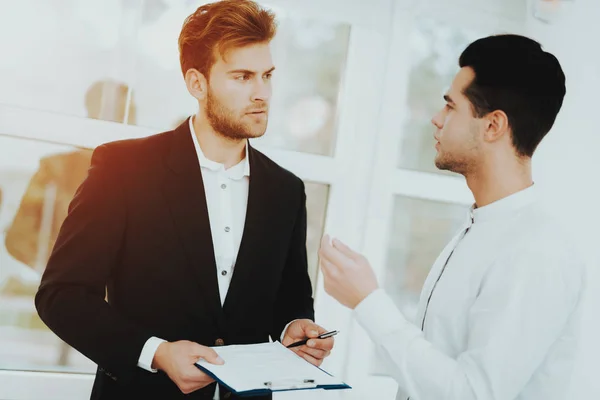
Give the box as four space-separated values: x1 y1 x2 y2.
35 120 315 399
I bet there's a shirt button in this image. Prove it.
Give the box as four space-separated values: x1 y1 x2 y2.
215 338 225 346
221 270 228 276
221 184 227 189
224 226 230 233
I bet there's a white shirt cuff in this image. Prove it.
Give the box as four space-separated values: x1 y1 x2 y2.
353 288 410 344
280 320 297 342
137 336 166 373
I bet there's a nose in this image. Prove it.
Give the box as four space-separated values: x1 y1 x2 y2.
431 109 444 130
251 78 272 103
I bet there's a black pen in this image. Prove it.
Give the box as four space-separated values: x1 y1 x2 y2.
286 330 339 348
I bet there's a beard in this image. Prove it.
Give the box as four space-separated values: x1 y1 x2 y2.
434 151 473 175
205 89 268 140
434 122 480 176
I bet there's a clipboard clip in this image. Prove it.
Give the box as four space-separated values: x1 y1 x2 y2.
263 378 317 390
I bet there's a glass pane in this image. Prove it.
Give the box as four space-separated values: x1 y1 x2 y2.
384 196 468 320
132 1 350 156
304 183 329 291
370 196 468 375
397 18 483 173
0 1 137 124
0 135 95 372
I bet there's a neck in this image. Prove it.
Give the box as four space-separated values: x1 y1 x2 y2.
465 154 533 208
192 114 247 169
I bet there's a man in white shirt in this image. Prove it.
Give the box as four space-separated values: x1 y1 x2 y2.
319 34 585 400
35 1 333 399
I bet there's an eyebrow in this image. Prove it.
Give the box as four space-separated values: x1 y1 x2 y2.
444 94 456 105
227 66 276 75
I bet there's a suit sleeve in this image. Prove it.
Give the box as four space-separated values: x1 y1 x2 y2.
35 144 151 383
271 180 315 340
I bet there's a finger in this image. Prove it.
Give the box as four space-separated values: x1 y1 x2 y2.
332 238 360 261
307 336 334 351
319 238 353 268
288 319 319 338
297 346 327 360
281 335 295 347
301 321 321 338
289 346 304 357
286 319 318 340
309 323 330 337
191 344 224 365
315 325 329 335
299 351 322 367
320 234 331 250
320 257 340 278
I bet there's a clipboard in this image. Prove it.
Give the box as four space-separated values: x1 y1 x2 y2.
195 341 351 396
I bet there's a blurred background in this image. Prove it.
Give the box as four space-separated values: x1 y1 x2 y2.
0 0 598 398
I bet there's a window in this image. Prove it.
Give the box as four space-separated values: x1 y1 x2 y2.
383 196 468 321
396 18 483 174
132 1 350 156
0 136 95 372
305 182 329 290
0 0 135 123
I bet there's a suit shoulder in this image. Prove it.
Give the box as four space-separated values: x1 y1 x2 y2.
92 130 174 168
251 146 304 189
95 130 173 157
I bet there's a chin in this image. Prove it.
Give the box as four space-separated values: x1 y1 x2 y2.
434 156 444 170
244 125 268 139
434 157 452 172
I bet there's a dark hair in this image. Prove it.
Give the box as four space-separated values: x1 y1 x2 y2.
459 34 566 157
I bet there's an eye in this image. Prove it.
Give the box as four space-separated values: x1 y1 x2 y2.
264 73 273 80
236 74 251 81
444 103 454 111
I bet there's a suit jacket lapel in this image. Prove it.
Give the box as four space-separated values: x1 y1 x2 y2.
162 119 222 322
223 145 277 316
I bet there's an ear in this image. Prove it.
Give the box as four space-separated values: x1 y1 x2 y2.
483 109 510 143
184 68 208 101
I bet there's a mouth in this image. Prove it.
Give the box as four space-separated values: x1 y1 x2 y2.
247 110 267 115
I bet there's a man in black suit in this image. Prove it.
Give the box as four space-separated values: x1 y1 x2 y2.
35 1 334 399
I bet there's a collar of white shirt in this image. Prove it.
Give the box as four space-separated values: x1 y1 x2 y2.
188 116 251 180
470 183 536 223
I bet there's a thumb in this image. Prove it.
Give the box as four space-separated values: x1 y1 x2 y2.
299 320 320 338
191 344 224 365
288 319 319 338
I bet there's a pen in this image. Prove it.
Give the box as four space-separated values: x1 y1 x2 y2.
286 330 339 348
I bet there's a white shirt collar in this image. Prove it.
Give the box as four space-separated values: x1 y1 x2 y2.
470 183 536 223
189 116 250 180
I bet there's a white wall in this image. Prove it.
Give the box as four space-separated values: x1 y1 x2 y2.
527 0 600 397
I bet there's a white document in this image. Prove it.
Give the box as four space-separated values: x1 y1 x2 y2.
195 341 350 395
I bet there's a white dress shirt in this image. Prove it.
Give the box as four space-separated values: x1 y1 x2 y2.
354 185 585 400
